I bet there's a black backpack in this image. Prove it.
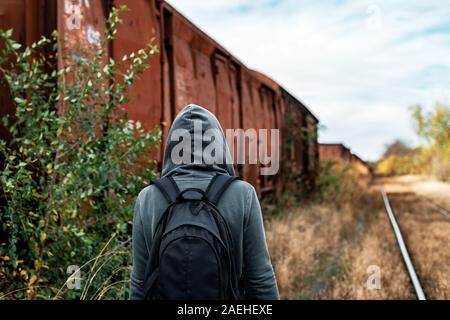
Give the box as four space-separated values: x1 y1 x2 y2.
143 174 242 300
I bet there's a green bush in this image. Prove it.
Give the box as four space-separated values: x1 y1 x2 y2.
0 6 160 299
315 160 343 202
411 103 450 182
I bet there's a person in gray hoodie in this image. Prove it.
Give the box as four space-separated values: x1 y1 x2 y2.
130 104 279 300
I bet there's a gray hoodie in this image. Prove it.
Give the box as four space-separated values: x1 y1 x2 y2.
130 104 279 300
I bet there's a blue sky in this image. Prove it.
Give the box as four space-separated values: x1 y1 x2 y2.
168 0 450 161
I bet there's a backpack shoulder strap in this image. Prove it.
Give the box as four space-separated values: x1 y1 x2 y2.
150 176 181 204
205 174 242 205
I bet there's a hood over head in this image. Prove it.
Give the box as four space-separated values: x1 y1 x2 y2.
161 104 235 178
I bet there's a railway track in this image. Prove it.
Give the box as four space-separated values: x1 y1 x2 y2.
381 188 426 300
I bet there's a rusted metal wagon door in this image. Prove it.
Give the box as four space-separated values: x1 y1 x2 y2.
193 44 216 114
171 17 196 114
58 0 107 63
113 0 162 161
228 62 242 176
213 52 242 175
213 52 232 130
162 7 174 143
273 94 283 199
278 97 288 191
259 85 276 192
163 7 218 115
57 0 108 143
249 78 263 194
229 63 241 131
281 99 304 193
240 71 259 191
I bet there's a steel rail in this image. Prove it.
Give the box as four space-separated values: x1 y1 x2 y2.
381 188 426 300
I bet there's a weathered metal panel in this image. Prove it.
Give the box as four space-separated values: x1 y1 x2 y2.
278 93 307 193
228 62 242 176
57 0 107 143
170 13 218 117
26 0 57 47
229 63 241 130
319 143 370 176
172 34 196 112
0 0 56 140
0 0 26 140
161 6 174 149
305 113 318 190
0 1 26 42
193 48 216 114
259 85 275 191
240 69 259 191
250 77 264 192
213 53 243 175
319 144 351 164
214 53 233 130
273 94 284 197
279 97 290 192
113 0 162 159
58 0 106 59
161 37 172 146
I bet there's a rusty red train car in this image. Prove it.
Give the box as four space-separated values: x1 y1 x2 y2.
319 143 371 176
319 143 353 164
0 0 319 198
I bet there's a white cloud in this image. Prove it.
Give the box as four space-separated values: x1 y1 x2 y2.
167 0 450 160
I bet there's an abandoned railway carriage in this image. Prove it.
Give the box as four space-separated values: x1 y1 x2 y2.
0 0 319 198
319 143 372 176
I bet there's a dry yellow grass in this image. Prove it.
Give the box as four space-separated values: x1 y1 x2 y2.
384 177 450 299
265 173 431 299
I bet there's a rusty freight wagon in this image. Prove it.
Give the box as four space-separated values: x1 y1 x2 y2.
0 0 319 198
319 143 371 176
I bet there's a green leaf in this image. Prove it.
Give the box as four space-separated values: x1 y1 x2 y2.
5 29 13 38
2 115 9 127
14 97 26 105
11 42 21 50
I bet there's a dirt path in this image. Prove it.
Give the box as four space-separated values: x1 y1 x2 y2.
382 175 450 210
379 175 450 299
